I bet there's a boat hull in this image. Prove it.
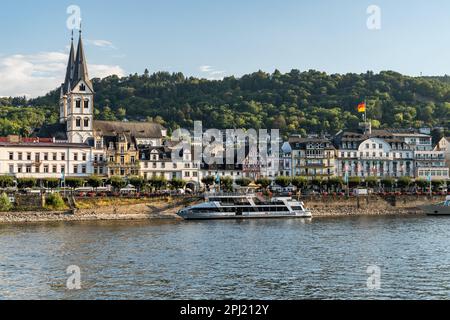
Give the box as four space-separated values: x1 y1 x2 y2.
420 205 450 216
178 211 312 220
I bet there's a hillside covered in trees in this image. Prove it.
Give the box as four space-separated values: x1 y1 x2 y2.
1 69 450 138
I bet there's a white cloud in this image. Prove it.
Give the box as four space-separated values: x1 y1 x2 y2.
199 65 226 80
89 64 125 79
87 39 117 49
199 65 213 72
0 51 125 98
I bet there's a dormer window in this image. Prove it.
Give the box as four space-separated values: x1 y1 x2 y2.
80 84 86 91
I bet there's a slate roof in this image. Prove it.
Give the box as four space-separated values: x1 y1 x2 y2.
93 121 165 139
35 123 68 141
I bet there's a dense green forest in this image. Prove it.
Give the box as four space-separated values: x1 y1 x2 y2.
1 69 450 138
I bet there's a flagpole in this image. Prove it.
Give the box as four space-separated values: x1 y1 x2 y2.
364 99 367 124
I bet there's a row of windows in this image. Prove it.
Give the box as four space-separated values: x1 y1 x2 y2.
143 162 197 169
416 154 445 159
143 171 202 180
339 152 412 159
8 152 87 162
109 155 136 165
75 100 89 109
75 118 90 128
418 170 449 177
8 164 87 174
144 172 178 180
205 171 242 177
294 169 333 175
93 167 105 175
93 154 105 162
341 142 411 150
109 169 138 176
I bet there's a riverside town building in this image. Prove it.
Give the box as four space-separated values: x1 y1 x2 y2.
0 30 448 186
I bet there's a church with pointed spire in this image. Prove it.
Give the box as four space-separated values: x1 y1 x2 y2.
0 28 215 182
60 29 94 144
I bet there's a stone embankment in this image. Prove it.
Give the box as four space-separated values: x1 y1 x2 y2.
301 194 438 218
0 195 443 224
0 197 199 224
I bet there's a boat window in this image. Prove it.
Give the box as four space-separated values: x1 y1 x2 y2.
192 208 220 213
291 206 304 211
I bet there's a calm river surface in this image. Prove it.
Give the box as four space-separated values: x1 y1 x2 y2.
1 216 450 300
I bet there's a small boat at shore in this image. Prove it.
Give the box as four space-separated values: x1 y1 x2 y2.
177 192 312 220
420 196 450 216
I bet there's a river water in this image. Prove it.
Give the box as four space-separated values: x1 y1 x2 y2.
1 216 450 300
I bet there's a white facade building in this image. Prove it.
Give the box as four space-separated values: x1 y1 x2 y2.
415 150 449 181
0 137 93 179
139 145 200 188
334 130 414 178
435 137 450 170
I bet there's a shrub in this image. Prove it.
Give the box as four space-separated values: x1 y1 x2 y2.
348 177 362 188
129 176 145 191
432 180 445 190
87 176 103 189
201 176 215 187
0 176 14 188
415 179 428 189
365 176 379 188
381 177 395 188
65 177 85 189
46 193 66 210
17 178 37 189
170 178 186 190
220 176 233 192
0 193 12 212
108 176 126 190
43 178 60 189
256 177 271 189
275 176 292 188
235 178 252 187
148 176 167 191
397 177 412 190
292 176 308 191
327 177 344 188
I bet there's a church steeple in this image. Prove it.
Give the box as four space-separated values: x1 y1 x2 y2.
62 31 75 95
64 26 95 144
72 27 93 91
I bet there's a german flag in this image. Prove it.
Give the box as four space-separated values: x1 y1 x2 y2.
357 102 366 113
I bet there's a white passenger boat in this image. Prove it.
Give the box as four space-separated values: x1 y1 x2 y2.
177 193 312 220
420 196 450 216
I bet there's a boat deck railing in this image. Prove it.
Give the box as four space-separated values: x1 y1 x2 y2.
204 192 256 198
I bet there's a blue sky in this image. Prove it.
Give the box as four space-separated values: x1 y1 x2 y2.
1 0 450 97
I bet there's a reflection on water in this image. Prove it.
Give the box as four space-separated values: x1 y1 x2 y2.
1 216 450 299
